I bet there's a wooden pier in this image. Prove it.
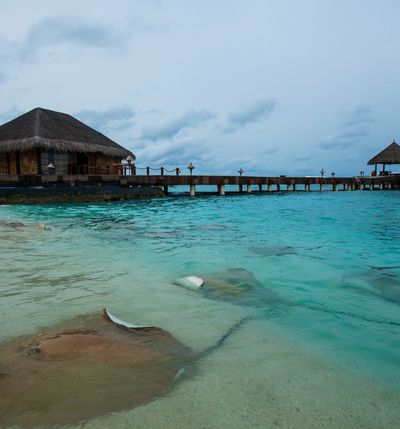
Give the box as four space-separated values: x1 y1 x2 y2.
0 174 399 195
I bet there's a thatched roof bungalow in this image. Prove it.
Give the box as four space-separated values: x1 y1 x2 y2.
368 139 400 175
0 107 134 176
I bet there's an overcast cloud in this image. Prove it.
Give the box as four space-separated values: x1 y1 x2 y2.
0 0 399 175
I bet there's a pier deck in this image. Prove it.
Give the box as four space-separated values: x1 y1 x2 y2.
0 174 399 194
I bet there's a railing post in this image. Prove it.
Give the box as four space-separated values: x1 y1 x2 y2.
146 166 150 176
176 168 180 176
160 167 164 176
132 165 136 175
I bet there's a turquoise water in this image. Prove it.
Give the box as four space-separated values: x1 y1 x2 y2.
0 190 399 428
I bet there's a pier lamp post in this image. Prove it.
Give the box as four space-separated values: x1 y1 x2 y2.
126 155 134 175
320 168 325 177
47 163 55 175
187 162 195 176
238 168 244 176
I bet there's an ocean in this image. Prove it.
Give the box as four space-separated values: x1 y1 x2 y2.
0 189 399 428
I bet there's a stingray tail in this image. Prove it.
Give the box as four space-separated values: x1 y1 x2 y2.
196 316 253 360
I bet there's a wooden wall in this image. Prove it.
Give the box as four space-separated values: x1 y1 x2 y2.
1 150 120 175
20 149 38 174
41 151 69 175
95 154 119 174
0 153 9 174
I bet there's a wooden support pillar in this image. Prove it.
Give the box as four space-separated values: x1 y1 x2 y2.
319 183 324 192
276 184 280 192
292 184 296 191
258 184 262 192
332 183 337 191
379 183 384 190
246 184 252 193
218 184 225 196
163 185 169 195
190 184 196 196
267 183 271 192
238 184 243 193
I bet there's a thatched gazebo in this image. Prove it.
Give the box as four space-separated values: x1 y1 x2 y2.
368 139 400 176
0 107 134 176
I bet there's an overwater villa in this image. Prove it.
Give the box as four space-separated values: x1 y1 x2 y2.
368 139 400 176
0 107 134 176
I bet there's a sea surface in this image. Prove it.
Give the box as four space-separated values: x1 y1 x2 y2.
0 189 399 428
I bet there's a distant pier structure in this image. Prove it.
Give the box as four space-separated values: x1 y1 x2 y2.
0 108 399 197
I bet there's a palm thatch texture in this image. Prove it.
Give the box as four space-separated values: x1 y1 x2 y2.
368 140 400 165
0 107 134 159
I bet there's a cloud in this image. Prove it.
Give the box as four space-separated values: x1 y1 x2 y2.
258 147 278 156
1 15 125 65
0 107 23 125
318 104 376 150
135 136 212 167
0 69 6 84
75 106 134 132
342 105 375 128
141 109 215 141
224 98 277 133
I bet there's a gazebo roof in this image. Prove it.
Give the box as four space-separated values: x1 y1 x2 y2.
0 107 135 159
368 140 400 165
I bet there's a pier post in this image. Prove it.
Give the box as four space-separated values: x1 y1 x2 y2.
258 184 262 192
218 184 226 196
163 185 169 195
276 184 280 192
246 184 252 193
292 184 296 191
267 183 271 192
319 183 324 192
238 184 243 193
190 184 196 197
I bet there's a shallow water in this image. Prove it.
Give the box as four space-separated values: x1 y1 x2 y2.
0 190 399 428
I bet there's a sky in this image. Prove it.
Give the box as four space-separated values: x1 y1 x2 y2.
0 0 399 176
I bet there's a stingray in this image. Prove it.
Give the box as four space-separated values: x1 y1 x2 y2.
175 268 290 308
0 220 24 230
0 309 247 429
352 268 400 305
174 268 400 327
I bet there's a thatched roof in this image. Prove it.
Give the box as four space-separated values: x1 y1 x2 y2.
368 140 400 165
0 107 135 159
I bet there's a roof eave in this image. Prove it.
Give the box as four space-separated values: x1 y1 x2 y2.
0 136 135 159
